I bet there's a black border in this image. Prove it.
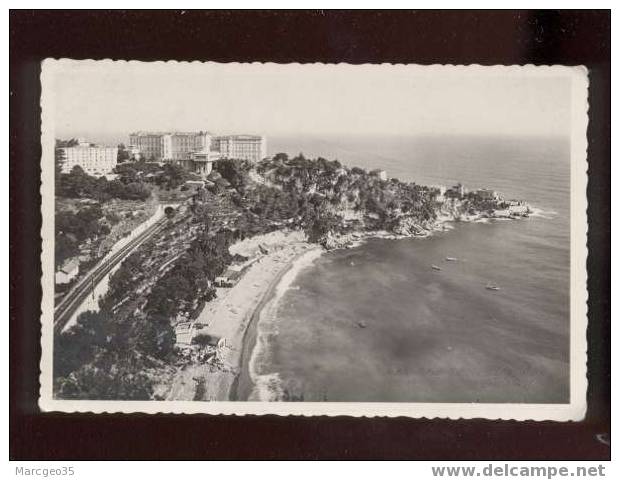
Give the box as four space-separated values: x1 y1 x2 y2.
9 10 611 460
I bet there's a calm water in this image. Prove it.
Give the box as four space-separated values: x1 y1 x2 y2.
250 135 571 403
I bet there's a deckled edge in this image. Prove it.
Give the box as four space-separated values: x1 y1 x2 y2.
569 65 590 422
38 60 590 420
39 59 56 414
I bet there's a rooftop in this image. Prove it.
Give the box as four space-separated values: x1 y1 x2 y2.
130 131 213 137
60 258 79 273
214 134 264 141
61 143 116 149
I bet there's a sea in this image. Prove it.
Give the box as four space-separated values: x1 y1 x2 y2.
244 134 571 404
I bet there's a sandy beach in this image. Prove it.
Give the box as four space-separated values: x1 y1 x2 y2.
160 211 523 401
164 230 322 401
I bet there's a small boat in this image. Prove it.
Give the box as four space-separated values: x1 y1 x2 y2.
445 256 458 262
431 265 442 271
357 321 367 329
485 283 501 291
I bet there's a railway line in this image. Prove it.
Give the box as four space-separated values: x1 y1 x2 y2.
54 216 169 334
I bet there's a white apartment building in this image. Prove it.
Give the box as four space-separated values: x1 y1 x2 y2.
59 140 118 176
129 132 166 161
128 131 267 176
212 135 267 162
129 131 210 164
162 132 210 164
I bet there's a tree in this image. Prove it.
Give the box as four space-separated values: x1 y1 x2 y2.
128 314 175 360
55 234 78 269
117 143 130 162
57 165 98 198
164 206 176 219
55 351 154 400
192 333 216 347
54 148 65 192
101 251 144 310
54 310 109 378
157 163 192 190
58 164 151 201
56 205 105 244
114 163 138 183
272 152 289 164
216 158 253 193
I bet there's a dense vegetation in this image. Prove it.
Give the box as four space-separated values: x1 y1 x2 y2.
54 144 202 267
54 222 244 399
54 310 156 399
233 153 437 245
55 204 113 268
54 151 453 399
55 250 177 399
57 165 151 201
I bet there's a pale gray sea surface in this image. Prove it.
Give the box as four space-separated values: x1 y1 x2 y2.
246 135 570 403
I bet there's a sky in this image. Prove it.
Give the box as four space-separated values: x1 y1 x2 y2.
48 61 575 144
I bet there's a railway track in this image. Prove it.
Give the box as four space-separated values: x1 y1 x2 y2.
53 217 169 334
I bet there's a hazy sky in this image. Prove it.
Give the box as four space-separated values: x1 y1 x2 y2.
49 61 573 142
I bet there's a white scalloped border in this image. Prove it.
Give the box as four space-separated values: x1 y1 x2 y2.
38 59 589 420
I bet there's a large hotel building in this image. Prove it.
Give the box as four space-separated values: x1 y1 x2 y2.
59 140 118 177
211 135 267 163
128 131 267 176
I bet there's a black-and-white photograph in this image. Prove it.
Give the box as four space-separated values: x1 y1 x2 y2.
38 60 588 419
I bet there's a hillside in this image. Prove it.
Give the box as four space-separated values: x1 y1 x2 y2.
53 153 527 400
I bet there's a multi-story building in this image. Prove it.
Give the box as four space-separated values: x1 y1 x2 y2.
162 132 210 165
128 131 267 176
129 132 166 161
129 131 211 164
59 140 118 176
212 135 267 162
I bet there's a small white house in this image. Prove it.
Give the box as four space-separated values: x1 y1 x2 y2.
370 169 388 181
214 276 236 288
174 322 195 347
55 258 79 285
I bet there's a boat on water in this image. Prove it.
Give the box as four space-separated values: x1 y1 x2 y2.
445 256 458 262
431 265 442 271
485 283 501 291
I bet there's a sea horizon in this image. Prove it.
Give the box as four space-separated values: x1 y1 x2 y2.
54 130 570 152
53 130 572 404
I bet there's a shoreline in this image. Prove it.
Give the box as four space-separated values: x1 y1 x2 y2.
162 231 322 401
228 222 453 401
163 209 535 402
228 217 461 401
229 248 320 400
227 210 538 402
